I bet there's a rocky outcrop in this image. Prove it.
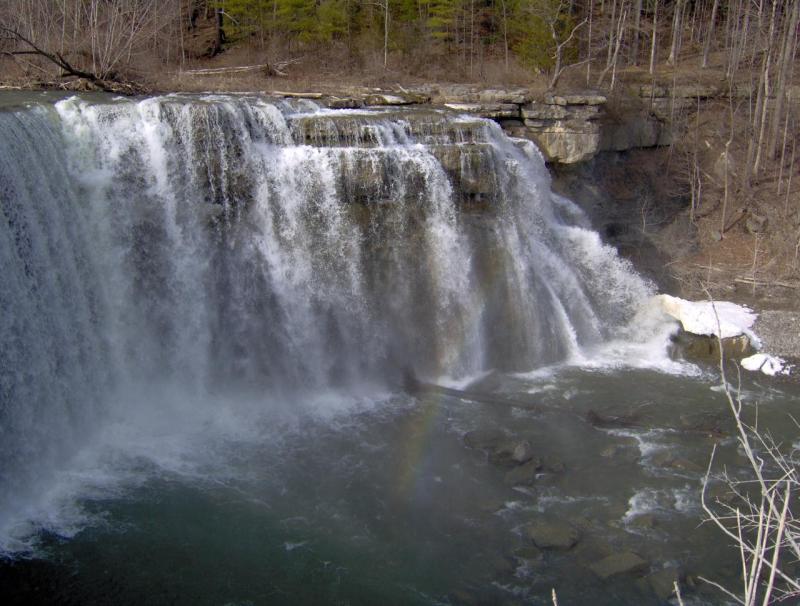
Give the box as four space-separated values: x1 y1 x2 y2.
270 85 686 164
670 331 755 362
451 91 608 164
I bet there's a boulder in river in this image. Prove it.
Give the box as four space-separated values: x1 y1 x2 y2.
488 439 535 467
463 428 505 450
589 551 648 579
504 459 543 485
524 520 579 550
644 567 683 601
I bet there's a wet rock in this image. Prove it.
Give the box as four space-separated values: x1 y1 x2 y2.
450 589 480 605
589 551 648 579
503 459 542 485
524 520 579 550
463 428 505 450
704 482 738 506
428 143 496 197
645 567 682 601
324 96 363 109
540 457 566 474
487 553 515 575
600 444 631 459
513 545 543 563
488 439 535 467
477 497 507 513
463 370 506 393
670 330 754 362
628 513 658 530
651 451 703 474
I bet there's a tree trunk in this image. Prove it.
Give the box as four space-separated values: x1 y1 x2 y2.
384 0 389 69
667 0 684 64
767 0 799 159
649 0 659 74
630 0 642 65
701 0 719 68
499 0 509 71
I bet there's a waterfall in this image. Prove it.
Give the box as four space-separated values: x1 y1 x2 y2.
0 93 654 552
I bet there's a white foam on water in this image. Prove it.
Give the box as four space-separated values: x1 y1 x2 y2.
623 484 698 524
606 429 667 458
437 370 494 390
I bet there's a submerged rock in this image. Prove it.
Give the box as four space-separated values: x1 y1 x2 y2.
513 545 543 562
463 428 505 450
650 451 704 473
644 567 682 601
589 551 648 579
503 459 542 485
488 439 535 467
524 520 579 550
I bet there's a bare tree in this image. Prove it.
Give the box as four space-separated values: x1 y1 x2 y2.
701 319 800 604
667 0 685 65
649 0 659 74
701 0 719 68
547 0 588 90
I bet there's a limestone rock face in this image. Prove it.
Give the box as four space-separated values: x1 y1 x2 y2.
527 126 602 164
444 102 520 119
365 93 425 106
600 115 669 151
544 91 607 106
521 103 569 120
432 86 532 105
511 92 606 163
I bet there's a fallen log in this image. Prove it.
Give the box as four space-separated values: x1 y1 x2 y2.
181 64 269 75
0 26 146 95
181 58 300 78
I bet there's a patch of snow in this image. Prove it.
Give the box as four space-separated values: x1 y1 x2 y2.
655 294 756 339
741 353 788 376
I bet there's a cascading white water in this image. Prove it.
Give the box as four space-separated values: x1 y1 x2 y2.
0 92 657 553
